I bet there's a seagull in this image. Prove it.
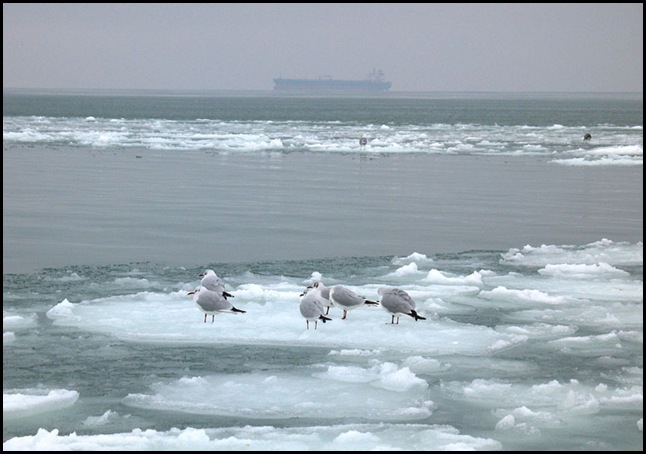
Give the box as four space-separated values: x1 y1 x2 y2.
378 287 426 324
199 269 234 299
301 281 333 315
299 283 332 329
328 285 379 320
188 285 246 323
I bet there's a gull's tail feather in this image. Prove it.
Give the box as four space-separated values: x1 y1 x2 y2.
410 310 426 321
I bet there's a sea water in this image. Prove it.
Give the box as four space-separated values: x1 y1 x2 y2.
3 91 643 450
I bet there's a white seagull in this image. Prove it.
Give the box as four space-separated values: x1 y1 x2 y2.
301 281 334 315
199 269 234 299
378 287 426 324
188 285 246 323
328 285 379 320
299 283 332 329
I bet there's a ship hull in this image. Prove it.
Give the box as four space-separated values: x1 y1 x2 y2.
273 78 392 92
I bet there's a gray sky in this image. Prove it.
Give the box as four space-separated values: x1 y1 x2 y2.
3 3 643 92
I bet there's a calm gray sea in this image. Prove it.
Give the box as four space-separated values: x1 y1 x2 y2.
2 148 643 274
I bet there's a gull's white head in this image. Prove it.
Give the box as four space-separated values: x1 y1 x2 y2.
199 269 216 278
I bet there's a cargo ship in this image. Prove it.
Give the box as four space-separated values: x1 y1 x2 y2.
273 69 392 93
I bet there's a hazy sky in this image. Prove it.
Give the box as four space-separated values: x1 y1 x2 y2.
3 3 643 92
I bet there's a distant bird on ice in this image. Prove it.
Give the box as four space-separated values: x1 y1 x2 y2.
188 285 246 323
299 282 332 329
378 287 426 324
328 285 379 320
